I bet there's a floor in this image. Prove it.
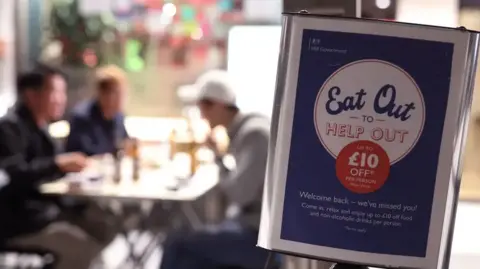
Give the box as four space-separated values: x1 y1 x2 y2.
102 201 480 269
102 231 162 269
449 202 480 269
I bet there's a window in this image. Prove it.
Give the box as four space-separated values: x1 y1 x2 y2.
34 0 243 117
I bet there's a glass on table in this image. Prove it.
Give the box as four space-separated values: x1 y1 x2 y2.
169 119 206 175
123 138 139 157
65 173 83 192
86 154 114 182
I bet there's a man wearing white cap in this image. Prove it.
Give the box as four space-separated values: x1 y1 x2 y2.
160 70 272 269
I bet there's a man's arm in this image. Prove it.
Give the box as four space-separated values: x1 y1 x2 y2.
219 130 269 207
0 121 63 188
65 116 96 156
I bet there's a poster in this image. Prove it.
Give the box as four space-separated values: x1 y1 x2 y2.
280 29 454 257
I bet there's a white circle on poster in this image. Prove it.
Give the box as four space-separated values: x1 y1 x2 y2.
313 59 425 164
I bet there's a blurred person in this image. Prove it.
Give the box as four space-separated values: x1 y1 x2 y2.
66 65 129 156
0 67 115 269
160 70 272 269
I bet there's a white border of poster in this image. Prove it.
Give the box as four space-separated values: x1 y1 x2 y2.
259 14 479 269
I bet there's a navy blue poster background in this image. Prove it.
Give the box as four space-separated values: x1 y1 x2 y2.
280 30 454 257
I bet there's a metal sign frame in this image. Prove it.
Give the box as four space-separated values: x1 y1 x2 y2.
258 11 480 269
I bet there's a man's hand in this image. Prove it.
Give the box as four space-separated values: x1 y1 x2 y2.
205 135 221 157
55 152 88 173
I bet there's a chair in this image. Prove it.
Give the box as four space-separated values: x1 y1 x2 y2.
219 266 280 269
0 246 56 269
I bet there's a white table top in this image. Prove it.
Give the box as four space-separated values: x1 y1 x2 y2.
40 163 219 202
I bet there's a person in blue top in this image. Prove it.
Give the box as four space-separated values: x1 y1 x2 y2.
65 65 129 156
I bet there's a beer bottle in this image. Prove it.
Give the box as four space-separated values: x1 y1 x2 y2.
131 138 140 182
113 139 124 184
169 128 177 161
186 120 198 175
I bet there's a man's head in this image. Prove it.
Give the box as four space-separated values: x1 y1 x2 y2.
95 65 128 119
195 70 239 128
16 66 67 122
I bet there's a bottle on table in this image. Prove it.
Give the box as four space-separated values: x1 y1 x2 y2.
169 128 177 160
113 138 124 184
186 119 199 175
169 120 199 178
130 138 140 182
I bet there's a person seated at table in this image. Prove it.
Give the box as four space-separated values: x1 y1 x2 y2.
160 70 273 269
66 65 129 156
0 66 117 269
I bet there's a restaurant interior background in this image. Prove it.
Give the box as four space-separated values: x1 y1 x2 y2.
2 0 480 199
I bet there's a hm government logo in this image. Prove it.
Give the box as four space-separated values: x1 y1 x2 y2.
308 37 347 54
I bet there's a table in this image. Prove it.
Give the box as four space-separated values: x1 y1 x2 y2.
40 161 219 268
41 162 219 201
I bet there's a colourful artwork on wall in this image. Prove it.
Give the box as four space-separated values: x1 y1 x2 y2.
180 5 196 21
217 0 233 12
125 39 145 71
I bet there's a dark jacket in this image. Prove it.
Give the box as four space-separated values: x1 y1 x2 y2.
65 100 128 156
0 104 65 241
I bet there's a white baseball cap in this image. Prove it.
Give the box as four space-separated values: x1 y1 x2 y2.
177 70 237 107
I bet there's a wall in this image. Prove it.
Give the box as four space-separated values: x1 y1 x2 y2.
15 0 30 72
458 8 480 199
21 0 229 117
28 0 43 64
396 0 459 27
283 0 360 16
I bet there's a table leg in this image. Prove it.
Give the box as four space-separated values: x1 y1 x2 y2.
115 208 149 268
116 201 205 268
119 229 139 268
117 202 167 269
136 232 165 267
180 203 203 230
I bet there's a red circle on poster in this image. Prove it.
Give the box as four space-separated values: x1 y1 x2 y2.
336 140 390 194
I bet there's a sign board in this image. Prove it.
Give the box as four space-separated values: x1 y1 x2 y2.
243 0 282 22
227 25 282 118
78 0 112 16
258 13 479 269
